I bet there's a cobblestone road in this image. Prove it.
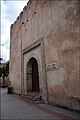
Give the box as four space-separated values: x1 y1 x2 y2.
1 88 80 120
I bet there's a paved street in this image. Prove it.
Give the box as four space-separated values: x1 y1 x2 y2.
1 88 80 120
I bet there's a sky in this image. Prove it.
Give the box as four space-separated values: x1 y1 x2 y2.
0 0 28 62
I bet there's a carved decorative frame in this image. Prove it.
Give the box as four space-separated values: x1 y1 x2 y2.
21 37 48 102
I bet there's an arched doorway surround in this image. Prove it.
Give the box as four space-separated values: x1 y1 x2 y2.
22 39 48 102
27 57 39 93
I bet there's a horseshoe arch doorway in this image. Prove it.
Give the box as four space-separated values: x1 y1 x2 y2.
27 57 39 93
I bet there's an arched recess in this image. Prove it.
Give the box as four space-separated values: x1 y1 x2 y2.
27 57 39 93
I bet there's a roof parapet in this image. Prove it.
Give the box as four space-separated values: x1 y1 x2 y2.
11 0 33 28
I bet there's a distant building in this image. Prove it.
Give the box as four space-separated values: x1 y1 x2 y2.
0 61 9 87
10 0 80 111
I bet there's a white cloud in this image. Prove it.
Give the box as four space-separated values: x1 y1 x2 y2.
1 0 28 62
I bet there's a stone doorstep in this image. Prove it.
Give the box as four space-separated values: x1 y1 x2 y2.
21 92 44 104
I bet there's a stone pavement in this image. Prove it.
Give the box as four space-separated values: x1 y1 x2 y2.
0 88 80 120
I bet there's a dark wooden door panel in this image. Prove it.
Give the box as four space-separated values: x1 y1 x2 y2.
32 60 39 92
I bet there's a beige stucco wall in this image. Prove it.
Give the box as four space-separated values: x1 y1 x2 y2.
10 0 80 110
10 17 22 94
44 0 80 110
